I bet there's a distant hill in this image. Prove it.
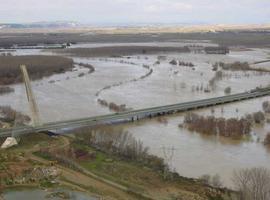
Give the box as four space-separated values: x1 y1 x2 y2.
0 21 80 29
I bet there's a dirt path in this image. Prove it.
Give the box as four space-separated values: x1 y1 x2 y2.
24 136 140 200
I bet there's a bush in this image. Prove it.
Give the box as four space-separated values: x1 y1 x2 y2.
0 86 14 95
224 87 231 95
169 59 177 65
178 61 194 67
0 106 30 125
78 72 85 77
262 101 270 113
253 111 265 124
200 174 223 188
264 133 270 146
220 61 269 72
77 62 95 74
200 174 211 185
211 174 223 188
183 113 251 138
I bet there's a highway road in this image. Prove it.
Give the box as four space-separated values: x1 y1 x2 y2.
1 88 270 138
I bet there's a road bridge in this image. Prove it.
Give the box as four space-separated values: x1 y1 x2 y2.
1 87 269 138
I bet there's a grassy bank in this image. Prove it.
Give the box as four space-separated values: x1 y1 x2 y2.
0 131 237 199
34 129 237 200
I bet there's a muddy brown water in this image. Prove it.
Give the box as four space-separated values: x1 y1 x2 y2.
1 43 270 188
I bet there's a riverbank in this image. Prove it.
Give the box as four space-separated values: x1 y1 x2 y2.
35 130 237 200
0 132 237 200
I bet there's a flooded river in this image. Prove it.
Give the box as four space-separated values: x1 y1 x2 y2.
2 187 98 200
1 42 270 187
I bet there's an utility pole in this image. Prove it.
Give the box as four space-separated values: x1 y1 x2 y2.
20 65 41 126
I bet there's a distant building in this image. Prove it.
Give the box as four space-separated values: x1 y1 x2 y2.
204 46 229 54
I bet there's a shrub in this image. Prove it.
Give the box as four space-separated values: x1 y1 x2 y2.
0 106 30 125
262 101 270 113
200 174 211 185
169 59 177 65
0 86 14 95
211 174 223 188
264 133 270 146
183 113 251 138
200 174 223 188
253 111 265 124
78 72 85 77
224 87 231 95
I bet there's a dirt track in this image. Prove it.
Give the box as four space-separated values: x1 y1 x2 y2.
25 136 140 200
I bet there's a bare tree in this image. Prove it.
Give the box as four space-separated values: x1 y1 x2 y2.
200 174 223 187
212 174 223 188
264 133 270 146
224 86 232 95
233 167 270 200
161 146 175 180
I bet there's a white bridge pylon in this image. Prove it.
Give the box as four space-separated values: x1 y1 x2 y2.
1 65 41 148
20 65 41 127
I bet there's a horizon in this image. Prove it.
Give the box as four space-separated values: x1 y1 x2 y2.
1 21 270 27
0 0 269 25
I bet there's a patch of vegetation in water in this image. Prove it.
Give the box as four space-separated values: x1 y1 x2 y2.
0 55 74 85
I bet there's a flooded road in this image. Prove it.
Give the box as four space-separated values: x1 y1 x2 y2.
1 42 270 187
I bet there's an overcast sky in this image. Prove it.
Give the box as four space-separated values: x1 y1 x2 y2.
0 0 269 24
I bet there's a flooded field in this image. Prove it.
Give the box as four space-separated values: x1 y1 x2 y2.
1 42 270 187
119 97 270 187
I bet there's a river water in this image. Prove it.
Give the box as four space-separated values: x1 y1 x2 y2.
2 187 98 200
0 42 270 187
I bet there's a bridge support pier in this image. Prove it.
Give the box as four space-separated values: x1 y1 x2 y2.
1 137 18 149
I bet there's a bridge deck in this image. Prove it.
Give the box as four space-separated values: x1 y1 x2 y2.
1 88 270 137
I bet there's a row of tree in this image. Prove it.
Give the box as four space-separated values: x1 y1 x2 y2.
183 113 252 138
75 129 166 172
0 55 74 85
169 59 194 67
0 86 14 95
97 99 128 112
